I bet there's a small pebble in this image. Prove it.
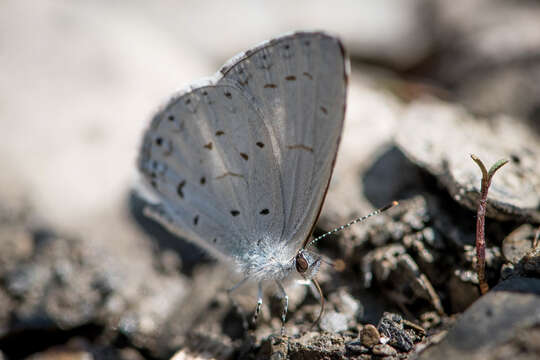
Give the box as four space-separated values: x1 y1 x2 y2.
373 344 398 356
361 324 380 348
378 312 414 352
345 340 369 355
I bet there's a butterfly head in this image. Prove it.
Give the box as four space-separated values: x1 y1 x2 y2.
295 249 321 280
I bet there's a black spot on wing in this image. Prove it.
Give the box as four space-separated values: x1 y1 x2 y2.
177 180 186 198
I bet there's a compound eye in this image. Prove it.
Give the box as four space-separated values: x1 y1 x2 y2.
296 253 308 273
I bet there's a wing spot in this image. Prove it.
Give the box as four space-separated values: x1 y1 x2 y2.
303 72 313 80
216 172 243 180
240 152 249 161
260 209 269 215
167 115 175 121
320 106 328 115
284 44 290 50
216 130 225 136
304 40 311 46
204 142 213 150
264 83 277 89
256 142 264 148
150 180 157 188
200 177 206 185
285 75 296 81
231 210 240 217
155 137 163 146
185 98 191 104
177 180 186 198
287 144 314 153
224 91 232 99
213 238 217 243
202 90 208 96
193 215 199 225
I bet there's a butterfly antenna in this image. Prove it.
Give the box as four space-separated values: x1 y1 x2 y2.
306 201 399 248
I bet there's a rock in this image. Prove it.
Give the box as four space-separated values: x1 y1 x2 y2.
345 340 370 355
447 273 480 314
418 277 540 360
520 246 540 277
372 343 398 356
395 100 540 222
361 324 380 347
377 313 418 352
363 244 443 315
503 224 536 264
258 332 350 360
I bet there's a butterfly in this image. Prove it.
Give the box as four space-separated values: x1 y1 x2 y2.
138 31 348 331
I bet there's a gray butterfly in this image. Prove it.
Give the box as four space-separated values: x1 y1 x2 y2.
138 31 348 330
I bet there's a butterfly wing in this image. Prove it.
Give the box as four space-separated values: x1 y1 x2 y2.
220 32 347 249
138 32 347 266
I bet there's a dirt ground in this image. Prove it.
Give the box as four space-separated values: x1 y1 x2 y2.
0 1 539 359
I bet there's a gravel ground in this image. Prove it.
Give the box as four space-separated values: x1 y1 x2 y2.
1 1 539 359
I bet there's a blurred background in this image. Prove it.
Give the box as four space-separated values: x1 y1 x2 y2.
2 0 540 234
1 1 539 359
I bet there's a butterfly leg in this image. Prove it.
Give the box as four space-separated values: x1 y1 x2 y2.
227 278 249 332
275 280 289 336
251 282 263 326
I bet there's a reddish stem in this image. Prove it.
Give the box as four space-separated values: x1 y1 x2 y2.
470 155 508 295
476 176 490 295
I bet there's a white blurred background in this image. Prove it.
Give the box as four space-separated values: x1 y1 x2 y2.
1 0 539 233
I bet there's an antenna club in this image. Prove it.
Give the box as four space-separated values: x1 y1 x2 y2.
380 200 399 212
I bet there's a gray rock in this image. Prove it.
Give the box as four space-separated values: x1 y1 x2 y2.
345 340 370 355
373 343 398 356
502 224 536 264
259 333 350 360
395 100 540 222
363 244 443 315
520 247 540 277
418 277 540 360
378 313 417 352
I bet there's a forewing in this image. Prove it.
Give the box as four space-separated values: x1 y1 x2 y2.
220 32 347 249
